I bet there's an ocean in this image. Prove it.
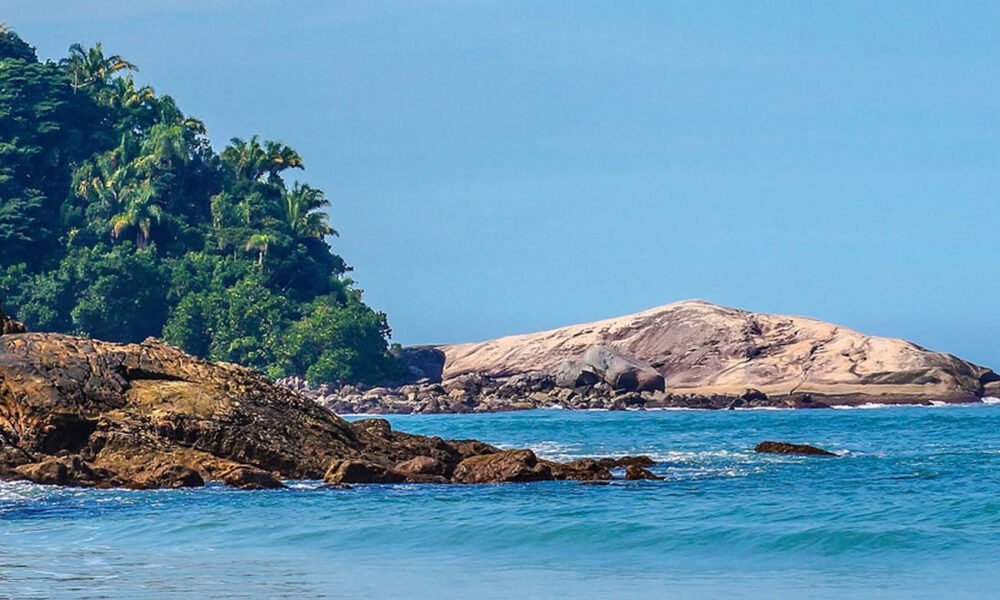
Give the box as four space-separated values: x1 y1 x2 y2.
3 405 1000 599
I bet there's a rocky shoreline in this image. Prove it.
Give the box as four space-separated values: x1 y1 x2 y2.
339 300 997 414
276 300 1000 414
278 370 990 416
278 373 847 414
0 332 663 489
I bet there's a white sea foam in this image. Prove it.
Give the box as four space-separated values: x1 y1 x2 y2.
519 440 583 461
982 397 1000 405
831 401 980 410
831 402 906 410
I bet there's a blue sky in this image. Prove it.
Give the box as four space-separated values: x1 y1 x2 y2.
5 1 999 365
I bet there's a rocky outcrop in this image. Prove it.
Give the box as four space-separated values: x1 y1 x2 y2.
289 301 997 414
439 300 995 406
754 441 837 457
624 464 663 480
580 345 665 392
391 346 446 383
451 450 553 484
0 333 638 489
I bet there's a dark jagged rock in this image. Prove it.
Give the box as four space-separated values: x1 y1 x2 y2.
0 332 630 489
624 464 663 480
597 455 657 469
452 449 552 483
144 464 205 489
324 459 406 484
786 393 832 409
548 458 613 481
220 466 285 489
394 455 447 477
13 455 117 487
754 441 837 457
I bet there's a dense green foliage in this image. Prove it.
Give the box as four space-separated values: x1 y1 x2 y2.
0 26 403 384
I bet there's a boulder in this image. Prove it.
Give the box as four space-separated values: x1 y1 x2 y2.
324 459 406 484
443 373 485 395
394 455 446 477
14 455 112 487
452 449 552 483
754 441 837 457
786 394 832 409
220 466 285 489
548 458 613 481
624 464 663 480
597 455 657 469
553 360 601 388
143 464 205 489
582 346 665 392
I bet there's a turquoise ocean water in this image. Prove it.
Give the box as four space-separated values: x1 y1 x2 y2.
3 405 1000 599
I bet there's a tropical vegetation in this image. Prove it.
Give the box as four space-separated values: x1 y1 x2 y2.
0 26 403 384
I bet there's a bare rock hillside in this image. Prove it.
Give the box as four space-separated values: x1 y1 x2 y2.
439 300 994 404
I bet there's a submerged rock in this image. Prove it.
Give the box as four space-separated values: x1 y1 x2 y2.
549 458 613 481
624 464 663 480
602 455 657 469
754 441 837 457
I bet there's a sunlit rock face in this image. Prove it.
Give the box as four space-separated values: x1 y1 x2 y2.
438 300 994 404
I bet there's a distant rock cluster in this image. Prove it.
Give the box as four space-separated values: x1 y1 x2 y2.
281 299 1000 413
278 346 831 415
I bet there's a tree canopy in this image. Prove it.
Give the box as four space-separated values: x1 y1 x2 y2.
0 27 403 384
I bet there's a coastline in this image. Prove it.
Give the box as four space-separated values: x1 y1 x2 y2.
283 375 990 415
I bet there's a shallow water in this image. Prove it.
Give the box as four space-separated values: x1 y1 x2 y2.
3 406 1000 599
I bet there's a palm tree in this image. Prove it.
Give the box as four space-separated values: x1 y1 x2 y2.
75 143 140 219
222 136 267 181
142 123 190 170
100 76 155 109
110 180 162 248
61 42 136 91
263 140 303 186
222 136 303 184
245 233 274 267
282 183 337 239
156 95 206 135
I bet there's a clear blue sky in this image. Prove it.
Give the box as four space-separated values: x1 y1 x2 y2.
5 1 999 365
